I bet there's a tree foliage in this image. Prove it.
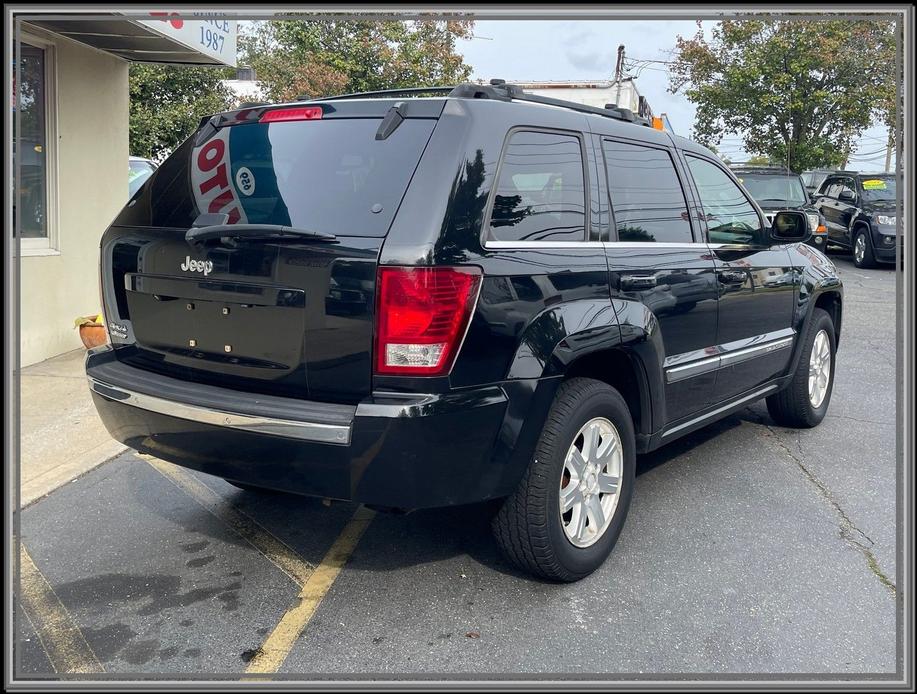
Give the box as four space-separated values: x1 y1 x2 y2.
241 19 474 103
129 63 234 160
670 19 897 172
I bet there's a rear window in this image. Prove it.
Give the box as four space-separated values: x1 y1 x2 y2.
114 118 436 237
487 130 587 242
736 173 808 206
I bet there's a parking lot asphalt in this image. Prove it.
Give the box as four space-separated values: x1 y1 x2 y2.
15 251 900 680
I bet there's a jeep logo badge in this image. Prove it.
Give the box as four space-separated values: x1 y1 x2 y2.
180 256 213 276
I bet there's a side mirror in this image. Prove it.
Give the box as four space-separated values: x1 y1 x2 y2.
770 210 811 244
839 190 856 203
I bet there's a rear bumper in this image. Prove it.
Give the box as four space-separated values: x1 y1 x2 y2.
87 346 512 509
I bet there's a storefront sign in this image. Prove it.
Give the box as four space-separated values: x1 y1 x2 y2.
138 11 237 66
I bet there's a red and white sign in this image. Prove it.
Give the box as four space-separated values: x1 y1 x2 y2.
190 129 247 225
137 11 237 67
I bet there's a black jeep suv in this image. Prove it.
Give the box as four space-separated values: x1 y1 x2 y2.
88 82 843 581
729 165 829 250
812 171 900 268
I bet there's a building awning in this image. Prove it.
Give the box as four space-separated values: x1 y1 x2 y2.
24 14 236 66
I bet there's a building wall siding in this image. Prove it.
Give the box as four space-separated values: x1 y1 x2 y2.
20 37 129 366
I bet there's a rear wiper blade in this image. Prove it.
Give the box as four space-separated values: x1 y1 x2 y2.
186 224 338 247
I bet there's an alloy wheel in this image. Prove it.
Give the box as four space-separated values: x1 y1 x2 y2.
808 329 832 408
559 417 623 548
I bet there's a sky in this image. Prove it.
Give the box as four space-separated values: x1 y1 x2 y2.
456 20 894 171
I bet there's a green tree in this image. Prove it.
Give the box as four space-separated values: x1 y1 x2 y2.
242 19 474 103
745 154 773 166
670 19 897 172
129 63 234 160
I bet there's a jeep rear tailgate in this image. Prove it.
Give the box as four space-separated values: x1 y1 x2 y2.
101 100 444 403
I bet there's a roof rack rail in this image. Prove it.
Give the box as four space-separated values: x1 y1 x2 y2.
448 80 652 127
302 86 455 101
301 80 653 127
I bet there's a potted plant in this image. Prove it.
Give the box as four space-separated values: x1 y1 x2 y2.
74 314 107 349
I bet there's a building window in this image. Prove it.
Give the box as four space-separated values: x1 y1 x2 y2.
15 36 57 254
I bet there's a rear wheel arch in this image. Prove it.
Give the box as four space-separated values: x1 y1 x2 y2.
563 348 651 436
813 290 842 347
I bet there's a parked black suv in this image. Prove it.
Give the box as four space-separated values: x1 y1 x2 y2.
88 82 843 581
801 169 843 197
730 165 828 250
812 171 900 268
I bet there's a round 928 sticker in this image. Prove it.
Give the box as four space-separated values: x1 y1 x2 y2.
235 166 256 196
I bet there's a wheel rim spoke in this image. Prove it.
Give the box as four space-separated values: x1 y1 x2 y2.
567 448 587 477
560 484 581 513
597 473 619 494
586 495 606 532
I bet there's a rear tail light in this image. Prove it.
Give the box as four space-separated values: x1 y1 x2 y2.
375 266 482 376
259 106 323 123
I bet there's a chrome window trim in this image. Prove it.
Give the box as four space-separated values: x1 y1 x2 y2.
88 377 352 445
661 385 779 438
483 240 722 250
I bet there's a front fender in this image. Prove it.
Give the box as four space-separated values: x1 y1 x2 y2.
789 246 843 372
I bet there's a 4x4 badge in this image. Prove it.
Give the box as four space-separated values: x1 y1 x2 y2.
180 256 213 276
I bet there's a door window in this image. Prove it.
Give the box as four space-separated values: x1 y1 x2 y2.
821 179 840 198
837 178 857 201
686 156 764 245
487 130 587 242
602 140 693 243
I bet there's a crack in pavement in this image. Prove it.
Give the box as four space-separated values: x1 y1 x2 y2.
743 408 897 597
823 414 896 427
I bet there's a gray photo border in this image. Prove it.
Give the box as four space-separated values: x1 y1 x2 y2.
4 3 913 691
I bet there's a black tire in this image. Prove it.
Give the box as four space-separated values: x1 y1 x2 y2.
492 378 636 582
766 307 836 428
852 227 878 268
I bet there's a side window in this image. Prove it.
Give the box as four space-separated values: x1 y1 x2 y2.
487 130 586 242
686 156 764 245
819 178 837 197
838 178 856 200
602 140 693 243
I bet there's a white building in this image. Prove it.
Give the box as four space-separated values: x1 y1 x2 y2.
15 12 237 365
510 78 655 119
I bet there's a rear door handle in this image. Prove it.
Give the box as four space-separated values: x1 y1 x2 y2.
620 275 657 290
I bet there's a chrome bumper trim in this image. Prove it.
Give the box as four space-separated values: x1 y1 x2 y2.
88 377 352 445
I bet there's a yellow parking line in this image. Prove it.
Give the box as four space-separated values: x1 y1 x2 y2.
144 456 314 587
18 544 104 674
243 505 376 675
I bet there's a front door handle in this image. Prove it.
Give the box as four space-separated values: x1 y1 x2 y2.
718 270 747 285
620 275 657 290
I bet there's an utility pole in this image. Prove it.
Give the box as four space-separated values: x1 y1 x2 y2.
613 44 625 108
884 127 894 173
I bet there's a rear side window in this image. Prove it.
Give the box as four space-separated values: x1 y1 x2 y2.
113 118 436 237
602 140 693 243
686 156 763 245
487 130 587 242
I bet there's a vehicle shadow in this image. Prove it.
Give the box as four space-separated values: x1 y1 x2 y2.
127 407 776 585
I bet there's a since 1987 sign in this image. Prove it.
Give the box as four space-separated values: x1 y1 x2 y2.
137 11 237 67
